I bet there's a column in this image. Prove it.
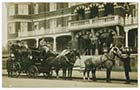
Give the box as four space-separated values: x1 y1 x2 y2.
125 30 129 47
36 38 39 48
116 26 120 36
125 14 128 25
53 37 56 51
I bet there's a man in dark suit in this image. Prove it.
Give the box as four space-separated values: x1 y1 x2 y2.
121 51 131 84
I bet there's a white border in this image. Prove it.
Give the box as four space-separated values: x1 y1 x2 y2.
0 0 139 90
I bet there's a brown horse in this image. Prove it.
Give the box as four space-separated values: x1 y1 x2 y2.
83 47 122 82
44 49 80 79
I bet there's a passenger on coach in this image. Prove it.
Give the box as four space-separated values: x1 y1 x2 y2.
39 38 47 47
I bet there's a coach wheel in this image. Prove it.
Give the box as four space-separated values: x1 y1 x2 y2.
27 65 39 78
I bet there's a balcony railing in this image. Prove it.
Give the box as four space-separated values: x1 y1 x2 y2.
125 14 138 26
68 15 124 31
55 26 69 33
18 26 69 37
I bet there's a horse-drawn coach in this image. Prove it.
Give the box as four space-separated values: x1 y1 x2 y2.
7 41 132 83
7 43 80 79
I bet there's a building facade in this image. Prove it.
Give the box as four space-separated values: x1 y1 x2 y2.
7 2 138 55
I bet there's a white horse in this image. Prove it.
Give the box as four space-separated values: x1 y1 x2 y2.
83 47 122 82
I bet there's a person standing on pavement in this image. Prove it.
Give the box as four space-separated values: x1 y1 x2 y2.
121 50 131 84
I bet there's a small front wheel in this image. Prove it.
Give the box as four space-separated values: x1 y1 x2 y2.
26 65 39 78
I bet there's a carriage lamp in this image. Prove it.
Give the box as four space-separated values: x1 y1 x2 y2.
10 53 15 60
10 53 14 57
29 56 33 60
40 59 43 61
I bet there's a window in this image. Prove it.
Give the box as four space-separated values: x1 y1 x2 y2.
49 3 56 11
15 22 20 32
28 4 32 14
39 20 46 29
46 3 49 11
57 3 68 9
18 4 29 15
77 8 85 20
57 17 68 27
8 23 15 34
28 22 32 31
57 18 62 27
34 4 38 14
50 19 56 29
38 3 46 13
46 20 50 29
89 4 99 18
8 4 15 16
33 22 39 30
104 3 114 16
20 22 28 32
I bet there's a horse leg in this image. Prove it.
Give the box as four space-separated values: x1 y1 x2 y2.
68 67 72 80
68 68 70 78
92 68 97 81
55 69 59 79
10 71 13 77
83 68 87 80
106 69 111 82
47 70 51 78
8 71 11 77
70 68 73 80
87 70 90 81
63 68 66 79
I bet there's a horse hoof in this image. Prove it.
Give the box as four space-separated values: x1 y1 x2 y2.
92 79 97 81
106 80 111 83
68 78 72 80
125 81 130 84
83 76 86 80
88 78 90 81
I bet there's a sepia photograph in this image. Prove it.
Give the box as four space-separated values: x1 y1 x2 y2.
2 1 138 88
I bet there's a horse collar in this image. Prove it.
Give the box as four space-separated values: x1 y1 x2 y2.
105 54 114 61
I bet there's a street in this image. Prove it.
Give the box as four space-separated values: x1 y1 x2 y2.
2 70 137 88
2 76 137 88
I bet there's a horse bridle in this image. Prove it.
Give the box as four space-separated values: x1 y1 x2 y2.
99 51 117 68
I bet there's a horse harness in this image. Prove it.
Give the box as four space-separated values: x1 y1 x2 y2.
63 55 74 65
99 54 115 68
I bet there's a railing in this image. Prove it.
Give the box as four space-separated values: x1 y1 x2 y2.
55 26 68 33
68 15 124 30
18 26 69 37
70 19 90 26
18 29 52 37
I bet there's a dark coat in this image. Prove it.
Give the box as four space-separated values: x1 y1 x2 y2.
121 55 131 72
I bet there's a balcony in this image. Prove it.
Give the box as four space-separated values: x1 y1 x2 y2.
68 15 124 31
18 26 69 37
